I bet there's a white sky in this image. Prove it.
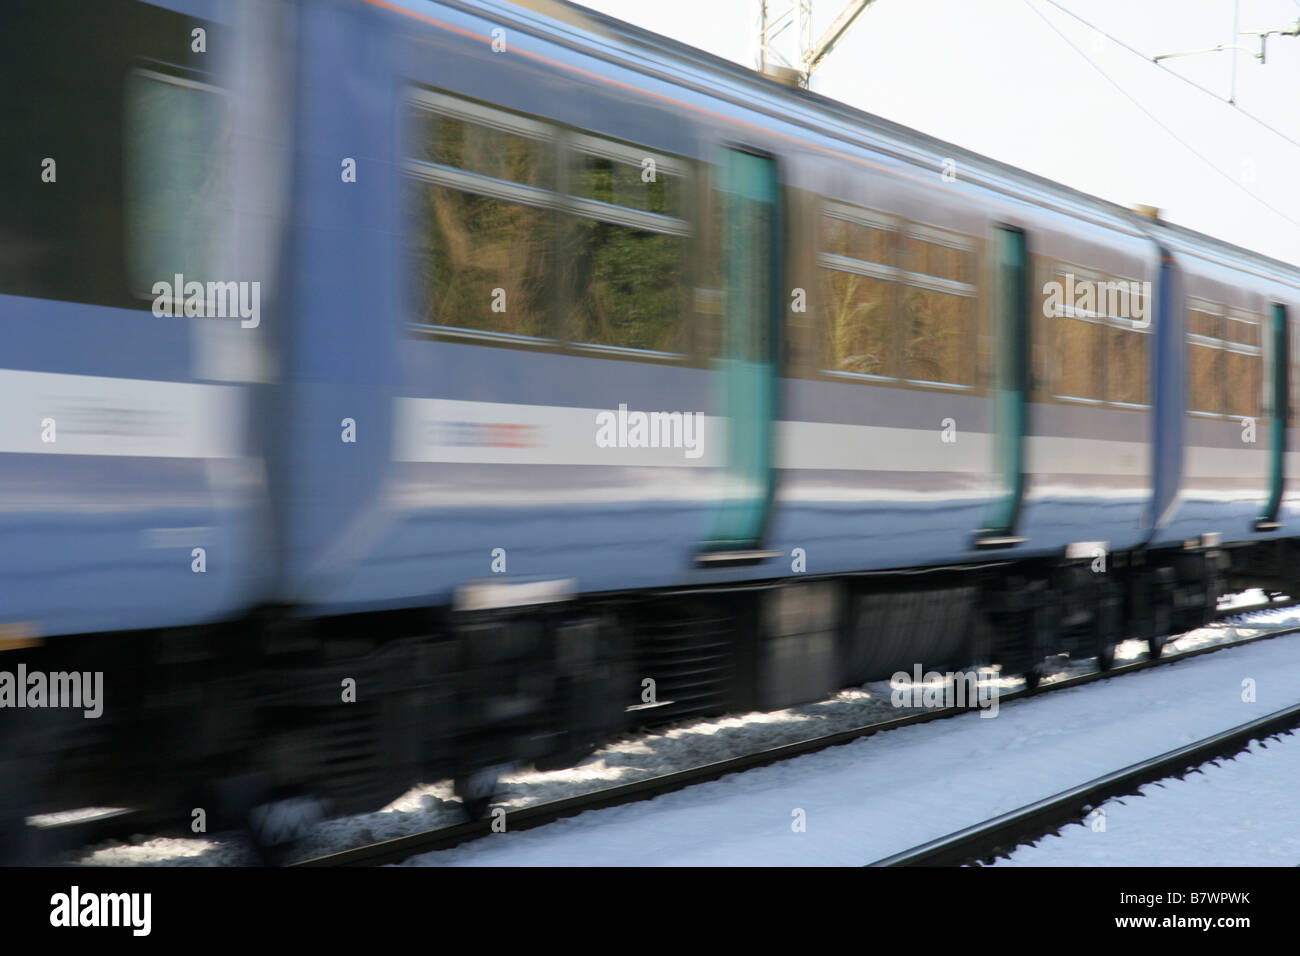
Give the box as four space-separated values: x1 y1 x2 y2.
571 0 1300 265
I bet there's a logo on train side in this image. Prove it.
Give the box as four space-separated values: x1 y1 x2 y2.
151 274 260 328
1043 274 1151 329
595 403 704 459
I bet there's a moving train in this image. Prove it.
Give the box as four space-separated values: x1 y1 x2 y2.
2 0 1299 851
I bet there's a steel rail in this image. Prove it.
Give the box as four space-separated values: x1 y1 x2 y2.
871 701 1300 866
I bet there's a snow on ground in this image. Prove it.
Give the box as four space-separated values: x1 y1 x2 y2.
67 595 1300 865
399 623 1300 866
997 732 1300 866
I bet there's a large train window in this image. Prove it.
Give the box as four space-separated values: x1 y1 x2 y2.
819 204 898 378
124 69 230 302
562 133 691 354
405 92 557 341
1187 299 1261 418
1048 265 1150 407
899 225 976 387
819 208 975 388
0 0 218 309
404 90 694 358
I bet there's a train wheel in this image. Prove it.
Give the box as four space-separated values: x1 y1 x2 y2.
1021 602 1053 694
1096 642 1117 671
246 795 327 863
454 768 500 821
1146 586 1172 660
1022 663 1042 693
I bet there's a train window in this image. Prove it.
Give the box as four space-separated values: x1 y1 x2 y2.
562 135 691 354
123 69 230 300
899 227 976 387
1187 305 1225 414
824 269 895 376
1055 312 1105 402
563 222 688 352
1104 278 1149 406
1223 348 1262 418
568 133 685 217
1048 266 1149 407
1 2 221 309
902 232 971 284
1106 324 1148 405
825 212 893 266
404 92 694 357
416 112 552 189
1223 311 1262 419
1187 300 1261 418
819 205 898 378
405 183 553 338
405 92 558 339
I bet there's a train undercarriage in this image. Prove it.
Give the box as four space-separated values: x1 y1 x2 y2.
0 536 1282 862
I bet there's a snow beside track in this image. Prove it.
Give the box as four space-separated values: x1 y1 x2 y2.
399 623 1300 866
996 732 1300 866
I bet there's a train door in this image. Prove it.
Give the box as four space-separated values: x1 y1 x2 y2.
1257 303 1288 530
978 225 1029 544
700 148 782 559
1150 248 1184 534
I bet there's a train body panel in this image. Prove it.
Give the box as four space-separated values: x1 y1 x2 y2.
272 0 1207 615
1147 229 1297 548
6 0 1300 629
0 0 271 637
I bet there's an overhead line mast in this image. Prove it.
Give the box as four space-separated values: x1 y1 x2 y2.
759 0 877 88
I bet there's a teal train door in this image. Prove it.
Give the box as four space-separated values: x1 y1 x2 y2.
978 225 1029 544
702 149 781 556
1258 303 1288 530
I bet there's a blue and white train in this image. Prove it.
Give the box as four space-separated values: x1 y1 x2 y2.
2 0 1297 841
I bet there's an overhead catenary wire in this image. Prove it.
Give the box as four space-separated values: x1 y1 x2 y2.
1022 0 1300 234
1039 0 1300 152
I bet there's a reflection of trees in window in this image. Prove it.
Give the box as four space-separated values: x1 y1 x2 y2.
902 235 969 284
1188 305 1261 417
824 270 891 375
570 154 679 216
406 96 692 354
564 148 687 353
819 214 976 387
1188 347 1225 414
407 182 552 337
824 214 891 265
417 113 550 188
901 287 973 385
1049 268 1150 406
406 103 554 338
1106 325 1148 405
820 213 896 377
1055 313 1104 401
900 234 975 386
565 219 685 352
1223 349 1261 418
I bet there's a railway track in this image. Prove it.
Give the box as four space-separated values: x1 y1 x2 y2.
871 700 1300 866
292 597 1300 867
